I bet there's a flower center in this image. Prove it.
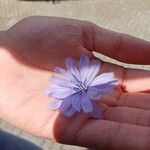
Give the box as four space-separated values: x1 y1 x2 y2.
73 82 88 93
71 73 88 93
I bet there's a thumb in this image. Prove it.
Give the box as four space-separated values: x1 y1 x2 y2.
82 21 150 65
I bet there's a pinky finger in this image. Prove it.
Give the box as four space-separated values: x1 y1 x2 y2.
75 120 150 150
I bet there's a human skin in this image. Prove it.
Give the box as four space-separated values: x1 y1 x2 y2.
0 16 150 150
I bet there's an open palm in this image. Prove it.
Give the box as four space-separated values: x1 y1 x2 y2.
0 17 150 150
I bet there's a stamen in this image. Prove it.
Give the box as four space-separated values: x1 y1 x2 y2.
70 73 88 93
73 82 87 93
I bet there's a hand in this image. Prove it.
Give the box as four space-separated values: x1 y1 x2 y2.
0 16 150 150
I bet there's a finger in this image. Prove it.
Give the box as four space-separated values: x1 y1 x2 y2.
101 92 150 110
75 120 150 150
100 62 150 92
84 22 150 64
118 93 150 110
103 106 150 127
122 68 150 92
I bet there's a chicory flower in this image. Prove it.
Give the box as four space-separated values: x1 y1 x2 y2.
46 55 118 118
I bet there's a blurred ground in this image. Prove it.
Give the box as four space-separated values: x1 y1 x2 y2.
0 0 150 149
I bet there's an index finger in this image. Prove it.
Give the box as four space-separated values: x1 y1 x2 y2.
83 22 150 65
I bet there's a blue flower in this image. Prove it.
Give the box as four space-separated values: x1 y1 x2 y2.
46 55 118 118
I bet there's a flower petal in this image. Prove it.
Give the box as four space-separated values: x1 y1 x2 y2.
54 67 67 75
71 93 82 111
62 106 76 118
90 102 102 119
59 97 72 112
59 97 76 117
48 100 62 110
90 72 117 86
92 80 118 94
49 75 75 88
87 86 102 100
46 85 76 99
54 67 76 82
79 55 90 83
65 57 80 81
85 60 100 86
81 94 93 113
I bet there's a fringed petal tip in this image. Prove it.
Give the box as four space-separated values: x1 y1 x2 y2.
60 107 76 118
90 103 102 119
48 100 62 110
59 106 102 119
